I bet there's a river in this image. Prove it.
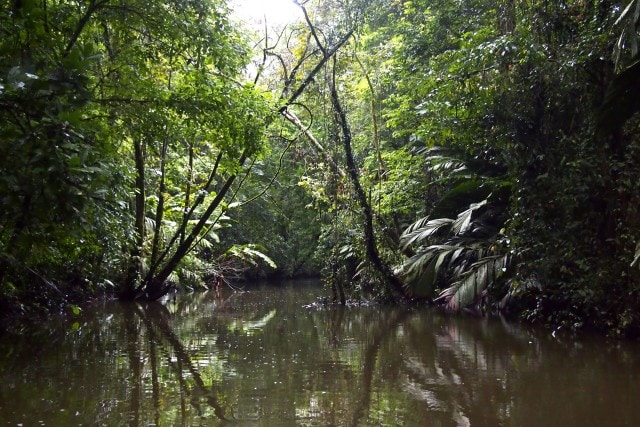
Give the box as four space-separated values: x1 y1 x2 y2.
1 279 639 426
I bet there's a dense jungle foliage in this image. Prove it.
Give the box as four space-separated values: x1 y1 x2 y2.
1 0 640 336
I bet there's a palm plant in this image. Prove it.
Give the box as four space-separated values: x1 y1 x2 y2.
400 147 513 311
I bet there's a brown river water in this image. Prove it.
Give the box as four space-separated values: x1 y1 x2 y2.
1 279 639 426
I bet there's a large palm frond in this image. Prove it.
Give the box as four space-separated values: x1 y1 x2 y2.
401 244 459 297
401 219 455 249
400 201 511 308
400 198 496 298
436 253 511 311
399 145 513 309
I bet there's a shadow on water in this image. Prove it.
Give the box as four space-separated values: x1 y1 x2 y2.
1 279 640 426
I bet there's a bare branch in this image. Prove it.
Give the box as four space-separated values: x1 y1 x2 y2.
281 109 346 177
294 0 327 55
279 28 354 111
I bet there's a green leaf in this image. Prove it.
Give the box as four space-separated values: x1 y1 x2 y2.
436 253 511 311
452 199 487 235
400 217 454 249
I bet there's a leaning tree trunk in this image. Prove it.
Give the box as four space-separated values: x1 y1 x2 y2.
328 57 406 299
122 7 358 302
289 0 405 299
136 156 245 300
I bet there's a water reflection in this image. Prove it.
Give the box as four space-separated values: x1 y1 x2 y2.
1 280 640 426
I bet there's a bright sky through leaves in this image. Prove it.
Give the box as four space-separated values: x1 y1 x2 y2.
231 0 301 27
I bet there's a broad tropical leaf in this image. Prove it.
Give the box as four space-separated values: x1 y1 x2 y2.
613 0 640 68
631 241 640 268
452 199 487 235
436 253 511 311
400 218 454 249
429 178 491 219
402 245 458 297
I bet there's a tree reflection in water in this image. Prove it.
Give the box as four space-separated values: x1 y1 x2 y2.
132 302 229 421
1 281 640 426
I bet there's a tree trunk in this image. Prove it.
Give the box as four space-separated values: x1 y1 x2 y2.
181 141 194 245
122 138 146 299
134 154 247 300
328 58 406 299
150 139 168 267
